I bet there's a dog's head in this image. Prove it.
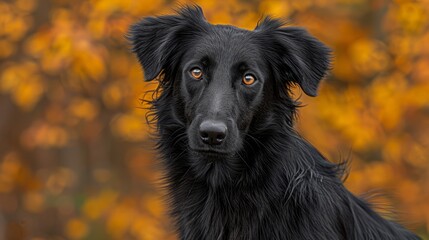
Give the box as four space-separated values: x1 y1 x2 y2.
130 6 330 185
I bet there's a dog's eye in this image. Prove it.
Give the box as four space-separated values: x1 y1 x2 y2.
242 74 256 86
190 68 203 80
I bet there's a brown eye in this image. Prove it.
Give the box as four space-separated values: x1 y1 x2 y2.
242 74 256 85
190 68 203 80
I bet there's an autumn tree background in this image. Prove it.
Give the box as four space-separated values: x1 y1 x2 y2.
0 0 428 239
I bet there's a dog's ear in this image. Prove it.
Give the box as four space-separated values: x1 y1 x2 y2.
128 6 207 81
255 18 331 97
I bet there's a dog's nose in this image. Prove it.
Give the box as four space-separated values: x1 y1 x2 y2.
199 120 227 145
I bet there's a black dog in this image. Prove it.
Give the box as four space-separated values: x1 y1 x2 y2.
129 6 419 240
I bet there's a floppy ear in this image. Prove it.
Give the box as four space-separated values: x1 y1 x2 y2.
255 18 331 97
128 6 207 81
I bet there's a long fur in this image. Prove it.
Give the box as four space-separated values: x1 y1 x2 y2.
129 5 420 240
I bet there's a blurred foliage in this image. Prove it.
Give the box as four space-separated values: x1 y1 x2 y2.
0 0 428 239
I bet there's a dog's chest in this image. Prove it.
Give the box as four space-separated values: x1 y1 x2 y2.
177 187 280 240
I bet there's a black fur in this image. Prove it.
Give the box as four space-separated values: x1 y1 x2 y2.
129 5 420 240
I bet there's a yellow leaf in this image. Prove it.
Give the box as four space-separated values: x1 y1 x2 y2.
65 218 88 240
69 98 99 120
23 191 45 213
83 190 118 220
111 113 146 141
106 202 136 238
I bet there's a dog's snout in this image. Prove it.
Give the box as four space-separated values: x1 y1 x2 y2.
199 120 227 145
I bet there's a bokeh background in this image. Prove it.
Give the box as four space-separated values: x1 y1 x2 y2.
0 0 428 239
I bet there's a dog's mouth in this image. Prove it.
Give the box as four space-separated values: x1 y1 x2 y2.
191 148 232 158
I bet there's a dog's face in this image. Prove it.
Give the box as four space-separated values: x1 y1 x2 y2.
130 6 330 185
180 28 268 156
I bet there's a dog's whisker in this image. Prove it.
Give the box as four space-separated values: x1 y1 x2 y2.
235 150 250 169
